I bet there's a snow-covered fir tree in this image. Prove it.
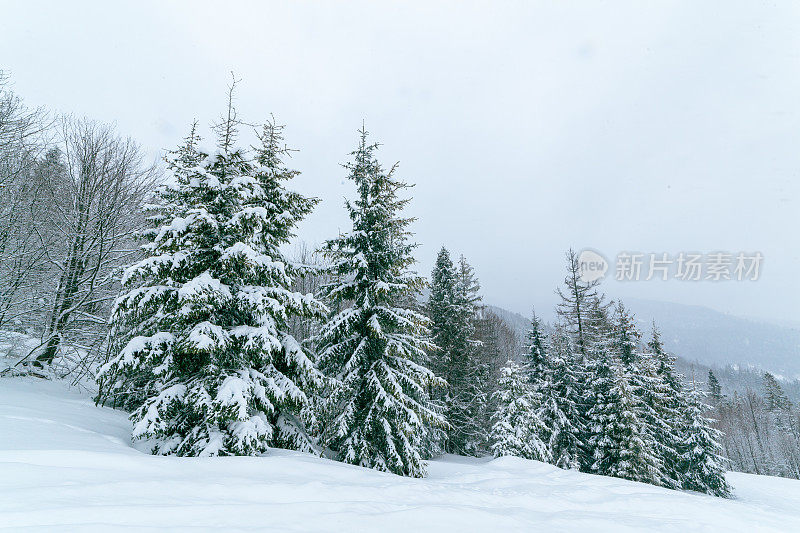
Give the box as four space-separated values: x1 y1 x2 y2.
315 127 444 477
761 371 794 434
552 250 616 469
521 311 557 456
610 304 673 487
576 298 660 483
585 346 663 484
455 254 482 309
637 324 689 488
680 386 732 497
763 372 792 412
426 247 483 455
455 254 493 453
540 324 584 469
427 248 459 363
648 324 682 392
611 302 640 367
491 359 549 461
421 247 456 457
566 291 615 469
523 311 549 385
707 369 724 404
97 104 326 456
645 324 731 496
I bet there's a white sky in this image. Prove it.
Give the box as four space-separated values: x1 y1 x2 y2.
3 0 799 323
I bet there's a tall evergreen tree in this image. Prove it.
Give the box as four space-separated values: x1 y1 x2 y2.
552 252 618 470
762 371 793 434
491 359 549 461
648 323 685 396
763 372 792 412
97 106 326 456
540 324 584 469
455 254 481 308
452 254 487 453
611 302 639 366
639 366 683 487
523 310 548 383
315 128 444 477
585 349 662 484
680 386 732 497
611 304 673 487
427 248 459 359
425 247 483 455
522 311 556 452
422 247 458 456
707 370 724 404
648 326 731 495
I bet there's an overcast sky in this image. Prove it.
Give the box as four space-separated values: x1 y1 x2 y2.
3 1 799 323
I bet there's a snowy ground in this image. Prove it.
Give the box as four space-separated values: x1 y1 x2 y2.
1 378 798 532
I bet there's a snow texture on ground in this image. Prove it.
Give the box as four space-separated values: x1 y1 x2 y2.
1 377 798 532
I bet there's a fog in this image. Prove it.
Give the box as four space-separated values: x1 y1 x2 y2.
3 0 798 322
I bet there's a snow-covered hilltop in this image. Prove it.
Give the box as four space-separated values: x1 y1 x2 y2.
2 377 798 532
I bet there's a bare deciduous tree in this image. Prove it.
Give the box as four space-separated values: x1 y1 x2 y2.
0 72 52 334
31 118 159 368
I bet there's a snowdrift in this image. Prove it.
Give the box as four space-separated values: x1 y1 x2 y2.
1 378 798 532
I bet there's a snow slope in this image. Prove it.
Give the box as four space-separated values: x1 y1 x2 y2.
1 378 798 532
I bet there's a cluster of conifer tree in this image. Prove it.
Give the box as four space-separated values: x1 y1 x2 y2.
96 99 449 477
94 97 730 495
482 251 730 496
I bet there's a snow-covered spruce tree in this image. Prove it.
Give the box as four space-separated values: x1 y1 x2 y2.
426 247 483 455
761 371 795 436
491 359 549 461
558 282 613 470
763 372 792 412
315 128 444 477
455 254 481 309
706 370 724 405
97 106 326 456
523 310 549 386
541 324 584 469
585 346 662 484
680 386 732 497
580 300 661 483
420 247 456 457
610 302 639 367
646 324 694 487
648 324 682 392
611 304 673 488
522 311 555 447
454 254 492 453
427 248 458 359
